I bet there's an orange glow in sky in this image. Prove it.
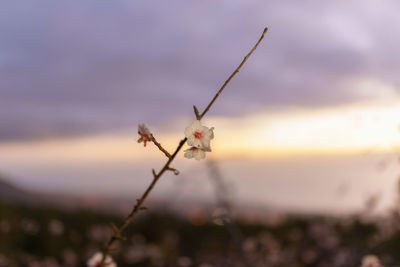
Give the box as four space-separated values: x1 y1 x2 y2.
1 101 399 163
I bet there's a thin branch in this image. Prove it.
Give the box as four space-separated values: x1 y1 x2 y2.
100 138 187 266
110 223 119 234
193 105 201 120
199 27 268 120
150 135 171 158
100 27 268 266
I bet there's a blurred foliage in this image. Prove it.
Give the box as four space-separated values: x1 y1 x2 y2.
1 199 400 266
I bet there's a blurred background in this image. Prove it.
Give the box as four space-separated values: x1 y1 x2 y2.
1 0 400 266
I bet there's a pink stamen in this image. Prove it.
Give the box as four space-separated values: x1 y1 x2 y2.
194 131 202 139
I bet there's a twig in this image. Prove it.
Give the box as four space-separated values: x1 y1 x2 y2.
166 167 180 175
199 27 268 120
100 27 268 265
193 105 201 120
150 135 171 158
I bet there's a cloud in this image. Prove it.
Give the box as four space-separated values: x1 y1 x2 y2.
1 0 399 140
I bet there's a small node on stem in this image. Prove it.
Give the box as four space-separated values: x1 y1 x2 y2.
110 223 119 234
152 169 157 177
167 167 180 175
193 105 200 120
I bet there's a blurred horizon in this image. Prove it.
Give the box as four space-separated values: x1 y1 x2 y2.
1 0 400 215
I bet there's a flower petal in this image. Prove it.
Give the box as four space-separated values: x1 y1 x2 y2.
138 123 151 135
184 120 214 151
184 147 207 160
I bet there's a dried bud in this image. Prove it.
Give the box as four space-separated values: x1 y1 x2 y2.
137 123 152 147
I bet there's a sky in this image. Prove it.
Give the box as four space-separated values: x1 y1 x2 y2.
1 0 400 214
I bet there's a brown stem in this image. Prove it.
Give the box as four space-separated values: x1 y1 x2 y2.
193 105 201 120
150 135 171 158
199 27 268 120
100 27 268 265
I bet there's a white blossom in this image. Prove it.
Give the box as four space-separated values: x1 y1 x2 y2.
184 147 210 160
184 120 214 150
361 255 382 267
137 123 152 147
87 252 117 267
